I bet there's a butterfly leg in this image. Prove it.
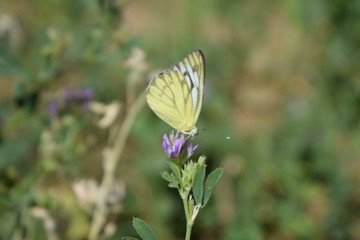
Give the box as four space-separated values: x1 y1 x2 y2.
185 134 193 141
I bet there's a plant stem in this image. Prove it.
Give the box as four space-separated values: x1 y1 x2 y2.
88 90 146 240
182 194 193 240
185 223 193 240
182 195 190 220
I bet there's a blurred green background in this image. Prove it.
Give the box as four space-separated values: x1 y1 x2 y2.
1 0 360 239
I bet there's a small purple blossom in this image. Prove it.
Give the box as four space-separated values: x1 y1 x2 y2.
63 87 94 108
162 133 185 158
162 132 199 161
185 141 199 158
47 87 95 116
47 100 59 116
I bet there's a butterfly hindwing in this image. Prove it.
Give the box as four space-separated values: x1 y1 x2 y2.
146 50 205 134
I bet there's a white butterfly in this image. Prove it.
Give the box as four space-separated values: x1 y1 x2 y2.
146 50 205 136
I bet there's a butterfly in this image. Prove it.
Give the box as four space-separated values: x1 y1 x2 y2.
146 50 205 136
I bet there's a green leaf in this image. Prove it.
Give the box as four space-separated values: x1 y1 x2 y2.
203 168 223 206
122 237 139 240
162 171 179 188
133 218 159 240
192 164 206 205
168 162 182 183
162 171 172 182
168 176 179 188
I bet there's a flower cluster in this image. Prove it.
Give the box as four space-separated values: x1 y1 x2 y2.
47 87 95 117
63 87 94 106
162 131 198 165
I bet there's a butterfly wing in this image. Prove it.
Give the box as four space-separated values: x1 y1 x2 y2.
146 50 205 133
146 70 195 132
172 50 205 126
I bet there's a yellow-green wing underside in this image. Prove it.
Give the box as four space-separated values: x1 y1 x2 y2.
172 50 205 125
146 50 205 133
146 70 194 132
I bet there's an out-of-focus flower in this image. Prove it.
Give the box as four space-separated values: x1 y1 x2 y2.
124 47 148 74
72 178 98 212
89 101 121 129
162 132 198 162
46 87 95 117
63 87 94 109
47 100 59 116
0 14 24 49
72 178 125 213
29 207 59 240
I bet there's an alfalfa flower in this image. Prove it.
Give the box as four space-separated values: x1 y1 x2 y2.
162 131 198 164
46 87 95 117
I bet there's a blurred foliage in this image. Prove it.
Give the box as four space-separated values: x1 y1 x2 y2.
1 0 360 239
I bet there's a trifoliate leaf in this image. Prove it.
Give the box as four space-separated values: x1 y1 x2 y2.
162 171 172 182
168 161 182 183
203 168 223 206
133 218 159 240
192 164 206 205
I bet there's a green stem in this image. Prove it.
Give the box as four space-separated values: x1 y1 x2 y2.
185 223 193 240
182 194 193 240
88 90 146 240
182 195 190 220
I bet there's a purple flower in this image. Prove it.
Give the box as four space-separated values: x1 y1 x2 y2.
46 87 95 117
162 132 199 161
63 87 94 106
47 100 59 116
162 133 185 158
185 141 199 158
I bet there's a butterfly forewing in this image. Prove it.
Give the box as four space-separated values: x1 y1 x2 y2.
146 50 205 134
172 50 205 124
146 70 195 132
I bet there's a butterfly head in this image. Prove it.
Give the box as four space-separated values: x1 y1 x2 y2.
181 126 198 138
190 126 199 137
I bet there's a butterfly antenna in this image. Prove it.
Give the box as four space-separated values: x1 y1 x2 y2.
200 128 231 140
